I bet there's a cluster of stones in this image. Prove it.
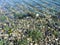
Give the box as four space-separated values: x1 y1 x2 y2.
0 13 60 45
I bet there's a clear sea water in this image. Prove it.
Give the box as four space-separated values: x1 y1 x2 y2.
0 0 60 15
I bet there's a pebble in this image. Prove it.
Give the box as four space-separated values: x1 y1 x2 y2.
9 42 14 45
27 38 32 41
4 36 8 39
30 43 33 45
36 14 39 17
3 23 7 26
35 43 38 45
55 38 59 41
0 12 60 45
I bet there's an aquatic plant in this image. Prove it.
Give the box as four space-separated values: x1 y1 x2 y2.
25 30 43 42
18 38 28 45
0 40 3 45
0 15 6 22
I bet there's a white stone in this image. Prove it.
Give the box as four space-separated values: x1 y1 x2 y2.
58 26 60 28
26 17 29 19
18 30 22 32
9 42 13 45
43 26 45 28
36 14 39 17
30 43 33 45
55 38 58 41
4 37 8 39
49 39 51 41
48 27 50 29
0 28 2 29
12 34 16 37
35 43 38 45
23 35 25 37
27 24 30 27
27 38 30 41
4 23 7 26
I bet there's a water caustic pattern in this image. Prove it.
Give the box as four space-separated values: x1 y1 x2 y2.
0 0 60 45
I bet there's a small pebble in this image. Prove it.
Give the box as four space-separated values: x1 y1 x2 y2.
36 14 39 17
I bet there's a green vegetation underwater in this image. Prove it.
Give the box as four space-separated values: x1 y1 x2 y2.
0 0 60 45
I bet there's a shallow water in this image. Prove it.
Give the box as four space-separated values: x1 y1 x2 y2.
0 0 60 15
